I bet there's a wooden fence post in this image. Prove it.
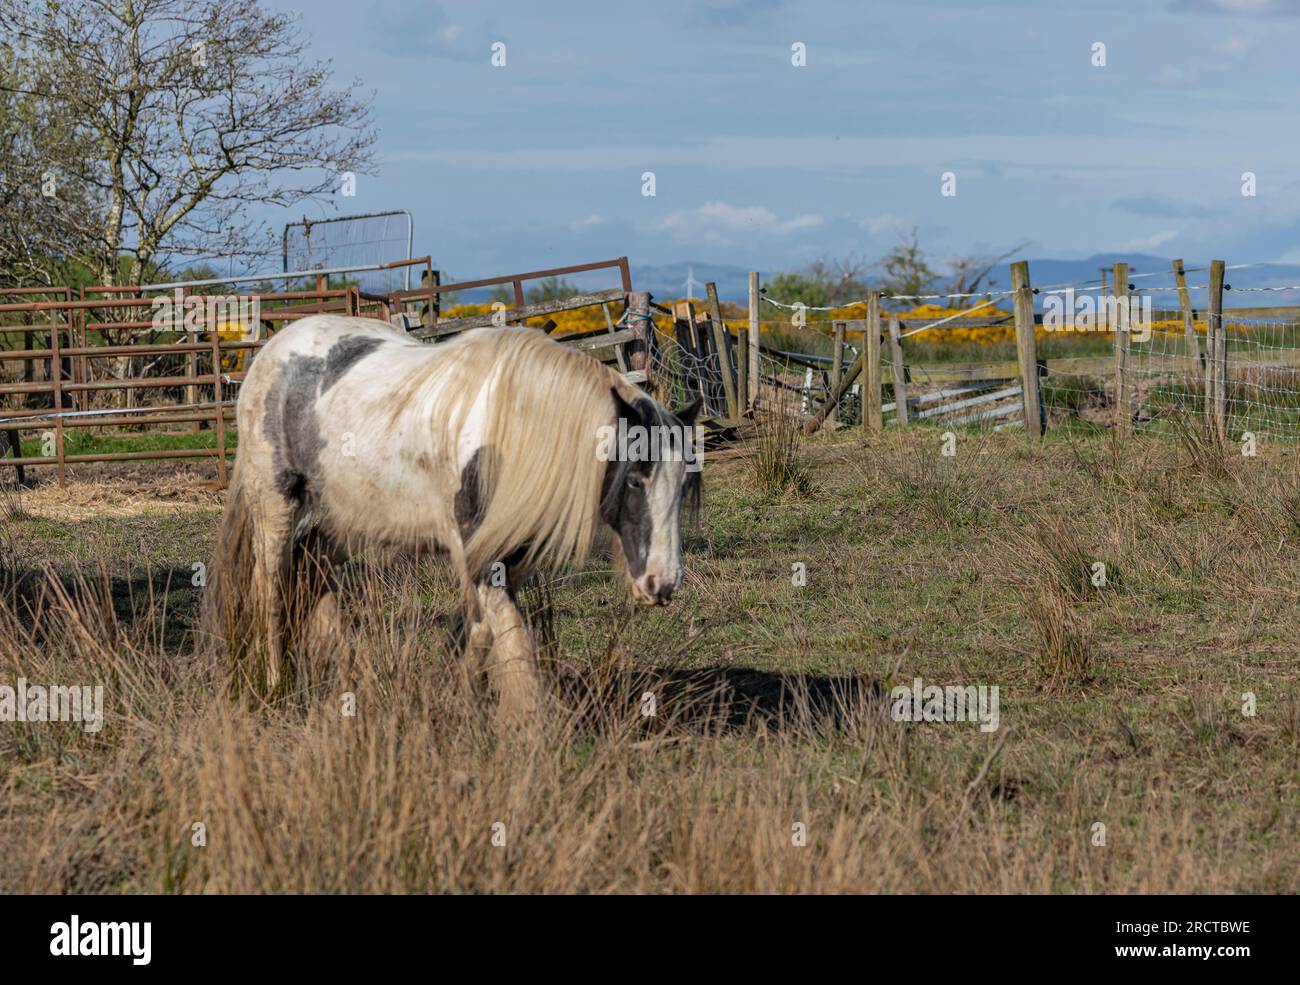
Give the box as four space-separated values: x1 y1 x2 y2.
185 298 200 431
802 350 863 435
706 282 740 421
1011 261 1043 437
1172 258 1201 377
865 291 883 431
420 268 441 328
49 307 65 487
831 321 845 423
747 272 760 411
1206 259 1227 439
888 314 908 425
626 290 652 380
210 328 228 487
1112 261 1129 432
736 328 748 414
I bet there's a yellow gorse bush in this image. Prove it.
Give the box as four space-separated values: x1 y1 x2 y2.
436 298 1264 349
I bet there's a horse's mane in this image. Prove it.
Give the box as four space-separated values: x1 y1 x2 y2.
438 326 642 579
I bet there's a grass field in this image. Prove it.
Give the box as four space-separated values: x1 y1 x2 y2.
1 421 1298 893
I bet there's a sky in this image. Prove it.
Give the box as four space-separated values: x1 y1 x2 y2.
264 0 1300 282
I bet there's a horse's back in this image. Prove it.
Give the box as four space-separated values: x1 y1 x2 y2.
240 314 424 419
254 313 414 364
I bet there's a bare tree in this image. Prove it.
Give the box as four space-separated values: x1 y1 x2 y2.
877 227 938 303
0 39 99 286
0 0 377 287
946 242 1029 306
805 253 870 306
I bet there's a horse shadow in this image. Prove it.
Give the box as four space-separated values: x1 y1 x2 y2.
553 663 888 734
1 566 203 649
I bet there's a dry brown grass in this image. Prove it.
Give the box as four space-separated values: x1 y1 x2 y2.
0 563 1031 894
2 428 1300 894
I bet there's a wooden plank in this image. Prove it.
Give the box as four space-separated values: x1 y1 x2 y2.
1112 261 1129 432
912 385 1023 421
602 302 629 372
1011 260 1042 437
864 292 883 431
564 327 641 352
800 350 864 435
414 288 624 337
910 381 1013 407
706 282 740 421
888 315 909 425
947 401 1024 427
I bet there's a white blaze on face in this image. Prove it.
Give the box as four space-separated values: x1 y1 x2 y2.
632 457 686 605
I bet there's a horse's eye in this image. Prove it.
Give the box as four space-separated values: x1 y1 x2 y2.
627 473 645 490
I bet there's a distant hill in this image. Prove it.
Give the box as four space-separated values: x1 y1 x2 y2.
982 255 1300 309
448 255 1300 309
626 255 1300 308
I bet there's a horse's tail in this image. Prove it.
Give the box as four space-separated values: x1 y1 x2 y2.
198 461 258 681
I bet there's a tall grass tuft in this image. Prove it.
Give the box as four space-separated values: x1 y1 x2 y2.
1024 579 1093 687
749 411 811 496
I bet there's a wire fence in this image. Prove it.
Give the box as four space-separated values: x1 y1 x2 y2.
1125 314 1300 439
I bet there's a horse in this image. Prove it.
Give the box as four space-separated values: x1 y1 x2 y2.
203 315 701 722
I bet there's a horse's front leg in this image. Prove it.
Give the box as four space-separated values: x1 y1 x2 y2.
474 579 542 729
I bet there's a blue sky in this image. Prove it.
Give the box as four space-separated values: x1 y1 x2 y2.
269 0 1300 281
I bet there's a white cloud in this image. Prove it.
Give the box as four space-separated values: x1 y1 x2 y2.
650 201 775 235
781 213 824 231
568 213 607 232
1174 0 1300 13
1218 35 1251 57
1121 230 1179 252
859 214 913 237
1154 65 1196 86
696 201 778 227
646 201 824 245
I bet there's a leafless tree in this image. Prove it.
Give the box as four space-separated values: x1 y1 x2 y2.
0 0 377 287
946 242 1030 305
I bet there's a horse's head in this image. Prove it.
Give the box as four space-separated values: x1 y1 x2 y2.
600 388 702 606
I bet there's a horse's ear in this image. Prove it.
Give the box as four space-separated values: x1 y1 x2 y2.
675 397 703 426
610 386 642 424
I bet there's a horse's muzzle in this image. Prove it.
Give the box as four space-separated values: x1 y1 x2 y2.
632 573 675 606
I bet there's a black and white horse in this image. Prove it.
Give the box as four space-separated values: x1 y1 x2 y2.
205 316 700 721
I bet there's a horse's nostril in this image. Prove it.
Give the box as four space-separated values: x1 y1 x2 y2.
643 575 660 597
